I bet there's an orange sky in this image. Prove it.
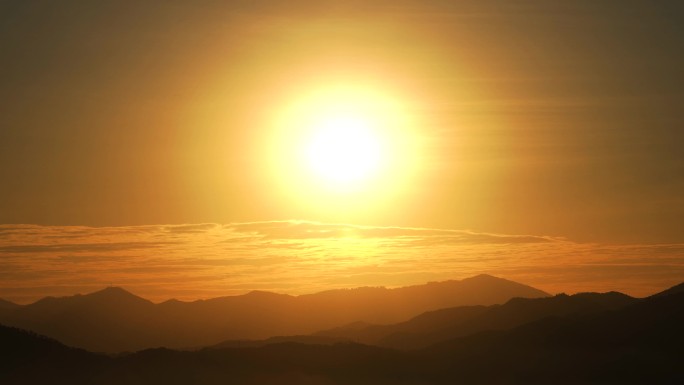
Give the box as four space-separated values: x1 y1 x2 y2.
1 1 683 302
1 221 682 304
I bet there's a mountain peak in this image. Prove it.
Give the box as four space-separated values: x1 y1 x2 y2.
90 286 134 296
245 290 276 296
457 274 551 298
464 274 499 281
243 290 293 300
85 286 151 305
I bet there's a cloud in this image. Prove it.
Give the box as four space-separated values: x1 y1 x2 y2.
0 221 682 304
226 220 556 243
0 242 171 254
162 223 219 234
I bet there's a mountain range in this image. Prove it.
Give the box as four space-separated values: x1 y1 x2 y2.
0 274 547 352
313 290 636 350
1 278 682 384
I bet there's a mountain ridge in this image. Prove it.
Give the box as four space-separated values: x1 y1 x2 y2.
649 281 684 298
0 298 18 310
1 281 682 385
0 275 548 352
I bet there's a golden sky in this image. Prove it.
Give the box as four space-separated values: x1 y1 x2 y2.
1 221 683 304
1 1 683 301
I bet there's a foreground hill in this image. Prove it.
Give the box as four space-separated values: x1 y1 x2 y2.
419 287 684 384
1 282 682 384
0 325 107 385
0 274 548 352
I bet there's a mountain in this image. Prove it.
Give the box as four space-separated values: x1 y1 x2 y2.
2 282 682 385
375 291 636 349
0 324 106 385
246 291 633 350
0 298 18 310
291 274 549 328
0 275 548 352
315 305 487 345
0 287 156 352
419 287 684 384
649 281 684 298
0 298 18 319
209 334 352 349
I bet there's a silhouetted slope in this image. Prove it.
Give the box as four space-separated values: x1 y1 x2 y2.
282 274 548 333
0 298 18 319
2 283 682 384
420 289 684 384
0 324 105 385
0 287 157 352
0 275 548 352
649 281 684 298
0 298 18 310
316 291 635 349
209 334 352 349
380 291 636 349
121 343 412 385
316 305 488 344
315 320 372 337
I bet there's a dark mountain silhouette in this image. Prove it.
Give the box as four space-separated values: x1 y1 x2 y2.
0 275 548 352
418 286 684 384
209 334 352 349
315 305 488 345
649 281 684 298
0 324 106 385
219 291 634 350
0 287 157 352
0 298 18 310
0 298 18 320
295 274 549 322
373 291 635 349
1 282 682 384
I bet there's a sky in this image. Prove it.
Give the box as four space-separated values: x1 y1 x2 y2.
1 1 683 303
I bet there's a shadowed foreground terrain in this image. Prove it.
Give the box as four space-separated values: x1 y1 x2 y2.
1 281 683 384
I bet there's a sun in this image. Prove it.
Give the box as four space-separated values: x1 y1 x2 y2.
266 81 421 216
280 84 412 194
305 113 383 187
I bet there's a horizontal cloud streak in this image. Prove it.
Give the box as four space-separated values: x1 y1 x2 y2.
226 221 556 243
0 242 172 253
0 221 682 303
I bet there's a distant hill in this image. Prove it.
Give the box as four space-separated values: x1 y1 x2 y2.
374 291 635 349
649 281 684 298
0 274 548 352
209 334 352 349
1 281 682 385
228 291 635 350
0 298 18 310
0 287 157 353
0 298 18 319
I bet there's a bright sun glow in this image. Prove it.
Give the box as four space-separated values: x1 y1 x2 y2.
305 113 383 186
268 81 421 216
